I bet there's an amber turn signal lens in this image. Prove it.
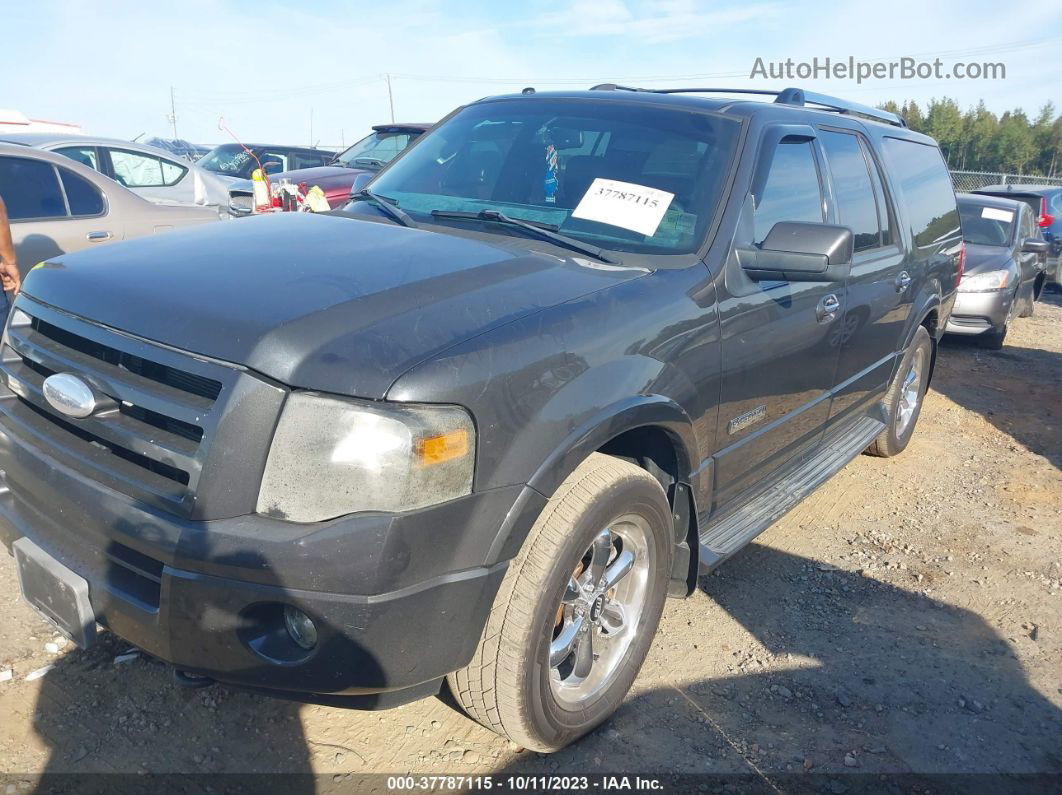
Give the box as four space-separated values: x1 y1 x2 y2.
416 429 470 465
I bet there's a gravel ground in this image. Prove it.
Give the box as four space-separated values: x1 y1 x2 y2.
1 294 1059 787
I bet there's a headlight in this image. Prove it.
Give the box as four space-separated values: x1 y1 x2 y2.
257 393 475 522
957 270 1009 292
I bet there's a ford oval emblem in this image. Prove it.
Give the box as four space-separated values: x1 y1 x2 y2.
42 373 99 419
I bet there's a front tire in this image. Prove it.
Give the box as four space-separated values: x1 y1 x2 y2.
449 453 672 752
866 325 932 458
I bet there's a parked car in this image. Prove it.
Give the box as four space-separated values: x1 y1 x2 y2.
0 143 221 270
0 133 233 215
946 193 1048 349
196 143 333 184
141 137 212 162
0 87 962 752
972 184 1062 289
226 123 431 214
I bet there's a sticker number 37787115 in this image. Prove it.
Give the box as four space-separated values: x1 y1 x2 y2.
571 178 675 237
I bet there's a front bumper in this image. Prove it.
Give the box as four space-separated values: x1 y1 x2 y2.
0 411 539 700
944 289 1011 336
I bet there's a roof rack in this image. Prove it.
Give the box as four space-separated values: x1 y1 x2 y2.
589 84 906 128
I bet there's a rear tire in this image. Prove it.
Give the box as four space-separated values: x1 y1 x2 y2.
866 326 932 458
449 453 672 752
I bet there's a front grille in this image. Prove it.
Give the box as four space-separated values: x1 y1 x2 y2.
0 302 238 514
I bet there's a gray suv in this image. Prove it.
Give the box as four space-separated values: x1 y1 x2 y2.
0 86 962 752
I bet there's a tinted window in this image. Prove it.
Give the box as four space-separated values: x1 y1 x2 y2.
366 99 742 255
55 146 100 171
862 138 893 246
59 168 104 216
754 141 823 243
957 200 1015 246
0 156 65 219
197 144 256 176
821 131 880 251
881 138 960 250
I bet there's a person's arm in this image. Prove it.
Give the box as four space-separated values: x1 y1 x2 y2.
0 196 21 294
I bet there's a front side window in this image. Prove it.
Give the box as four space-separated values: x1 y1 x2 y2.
753 140 824 243
363 99 741 256
55 146 100 172
260 151 288 174
110 149 186 188
0 156 66 219
820 131 881 252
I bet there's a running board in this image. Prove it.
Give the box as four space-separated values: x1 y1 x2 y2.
698 415 885 569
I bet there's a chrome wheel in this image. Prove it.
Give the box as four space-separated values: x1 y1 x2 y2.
548 516 652 708
895 347 925 436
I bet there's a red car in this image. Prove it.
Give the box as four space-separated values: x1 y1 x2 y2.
228 123 430 213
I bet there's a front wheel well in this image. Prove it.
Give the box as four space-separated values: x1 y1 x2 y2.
597 425 699 598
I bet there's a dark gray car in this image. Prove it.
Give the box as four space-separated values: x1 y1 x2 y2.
0 87 961 752
946 193 1049 349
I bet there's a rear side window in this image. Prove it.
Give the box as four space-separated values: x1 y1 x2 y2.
881 138 959 250
0 156 66 219
753 141 824 243
55 146 100 172
59 168 104 216
820 131 880 252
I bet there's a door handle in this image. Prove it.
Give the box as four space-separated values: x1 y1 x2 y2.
86 231 113 242
895 270 912 292
817 294 840 323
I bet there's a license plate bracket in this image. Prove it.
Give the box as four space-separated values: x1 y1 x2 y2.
13 538 97 649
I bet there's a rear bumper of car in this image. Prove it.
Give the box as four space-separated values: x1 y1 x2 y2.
0 411 539 702
944 289 1011 335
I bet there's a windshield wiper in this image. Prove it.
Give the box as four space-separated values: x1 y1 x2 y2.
352 189 417 228
430 209 620 264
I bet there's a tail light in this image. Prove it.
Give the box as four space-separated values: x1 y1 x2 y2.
955 241 966 287
1038 197 1053 228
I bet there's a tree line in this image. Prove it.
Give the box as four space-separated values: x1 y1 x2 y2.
878 99 1062 177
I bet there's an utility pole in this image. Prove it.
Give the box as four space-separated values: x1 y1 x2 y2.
386 73 395 123
168 86 178 140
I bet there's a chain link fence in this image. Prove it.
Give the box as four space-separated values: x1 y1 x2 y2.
950 170 1062 193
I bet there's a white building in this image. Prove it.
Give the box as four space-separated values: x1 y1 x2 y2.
0 109 82 135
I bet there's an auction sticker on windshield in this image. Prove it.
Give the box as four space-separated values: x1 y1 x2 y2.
572 178 675 236
981 207 1014 222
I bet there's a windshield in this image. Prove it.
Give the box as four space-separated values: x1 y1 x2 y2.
335 130 419 169
363 99 741 255
196 144 277 177
959 200 1016 247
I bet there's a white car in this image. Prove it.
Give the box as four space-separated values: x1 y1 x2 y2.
0 133 233 216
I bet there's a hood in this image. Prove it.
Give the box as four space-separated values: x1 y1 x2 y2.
963 242 1015 274
23 213 646 398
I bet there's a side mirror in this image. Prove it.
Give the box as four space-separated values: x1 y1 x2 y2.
738 222 853 282
1021 237 1049 254
349 172 373 197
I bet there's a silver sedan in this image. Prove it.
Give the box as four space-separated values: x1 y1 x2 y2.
0 143 221 274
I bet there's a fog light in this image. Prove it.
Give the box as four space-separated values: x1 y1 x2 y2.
283 605 318 650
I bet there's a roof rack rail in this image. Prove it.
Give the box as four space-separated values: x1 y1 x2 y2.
588 84 906 128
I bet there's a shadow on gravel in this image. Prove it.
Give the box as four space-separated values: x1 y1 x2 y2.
934 332 1062 468
495 547 1062 788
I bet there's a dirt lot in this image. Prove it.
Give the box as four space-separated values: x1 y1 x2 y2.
1 294 1060 788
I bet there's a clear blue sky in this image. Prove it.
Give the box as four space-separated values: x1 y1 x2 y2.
5 0 1061 148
